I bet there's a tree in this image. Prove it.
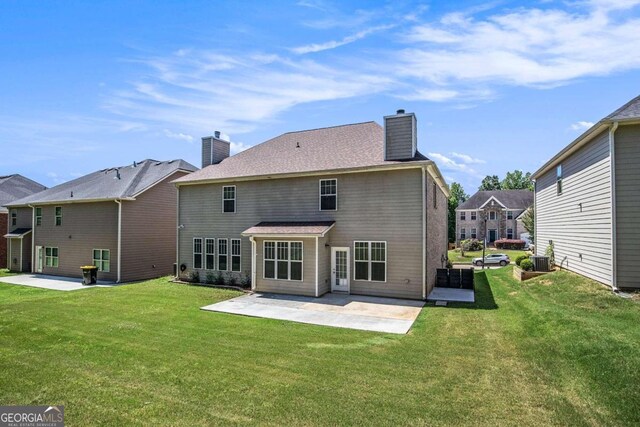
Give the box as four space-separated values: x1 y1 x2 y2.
479 175 501 191
501 170 533 191
521 206 534 243
448 182 469 243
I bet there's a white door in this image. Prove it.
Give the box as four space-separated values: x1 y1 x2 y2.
35 246 43 273
331 247 350 293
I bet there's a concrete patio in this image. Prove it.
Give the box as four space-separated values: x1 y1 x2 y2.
201 293 425 334
427 287 475 303
0 274 116 291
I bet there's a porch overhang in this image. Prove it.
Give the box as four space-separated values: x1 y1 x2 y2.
241 221 335 238
4 228 32 239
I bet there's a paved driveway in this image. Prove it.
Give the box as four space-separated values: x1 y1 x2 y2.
0 274 116 291
201 293 424 334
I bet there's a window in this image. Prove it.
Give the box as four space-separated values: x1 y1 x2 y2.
471 211 477 220
557 165 563 195
433 184 437 208
55 206 62 226
45 247 58 268
489 211 497 221
231 239 241 272
471 228 477 239
507 211 513 220
319 179 337 211
354 241 386 282
222 186 236 213
460 228 466 240
205 238 215 270
10 209 16 226
218 239 228 271
193 238 203 269
507 228 514 239
460 212 466 221
35 207 42 226
263 241 302 281
93 249 110 272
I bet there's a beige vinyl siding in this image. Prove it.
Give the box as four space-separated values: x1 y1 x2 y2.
426 172 448 295
535 129 612 285
121 171 188 281
178 168 424 299
33 202 118 281
614 124 640 289
254 237 316 296
384 115 415 160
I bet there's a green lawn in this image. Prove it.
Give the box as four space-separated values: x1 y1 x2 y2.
448 248 532 264
0 268 16 277
1 269 639 425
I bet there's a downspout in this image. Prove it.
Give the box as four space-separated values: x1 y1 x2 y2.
249 236 257 291
115 200 122 283
532 179 537 256
28 205 35 272
609 121 619 292
422 167 427 300
176 186 180 280
315 236 319 297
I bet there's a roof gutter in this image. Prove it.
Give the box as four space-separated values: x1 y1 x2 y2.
609 121 619 292
6 197 136 209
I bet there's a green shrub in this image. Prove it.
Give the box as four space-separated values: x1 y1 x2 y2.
520 259 534 271
226 273 238 287
205 272 215 285
515 255 528 266
461 239 483 252
213 273 225 286
188 270 200 283
446 259 453 269
241 275 252 289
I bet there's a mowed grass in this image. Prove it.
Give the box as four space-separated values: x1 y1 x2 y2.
0 269 639 426
448 248 532 264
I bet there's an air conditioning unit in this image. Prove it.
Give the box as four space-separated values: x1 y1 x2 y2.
530 256 550 272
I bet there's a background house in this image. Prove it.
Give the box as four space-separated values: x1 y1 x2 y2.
533 94 640 290
5 159 196 281
174 110 449 300
455 190 533 246
0 174 46 269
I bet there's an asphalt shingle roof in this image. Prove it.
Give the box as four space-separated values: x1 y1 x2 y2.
457 190 534 210
606 94 640 121
242 221 336 236
0 175 46 213
6 159 197 207
175 122 429 184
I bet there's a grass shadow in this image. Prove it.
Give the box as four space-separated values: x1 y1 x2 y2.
428 271 498 310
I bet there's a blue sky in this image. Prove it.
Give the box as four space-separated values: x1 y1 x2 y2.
1 0 639 193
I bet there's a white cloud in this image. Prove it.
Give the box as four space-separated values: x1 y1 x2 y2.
449 152 486 164
291 25 393 54
570 121 595 131
163 129 193 142
427 152 482 178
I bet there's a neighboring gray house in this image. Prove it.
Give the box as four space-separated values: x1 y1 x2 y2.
5 159 197 282
533 95 640 290
455 190 533 246
0 175 46 268
174 110 450 300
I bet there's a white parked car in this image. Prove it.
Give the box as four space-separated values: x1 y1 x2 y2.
473 253 511 267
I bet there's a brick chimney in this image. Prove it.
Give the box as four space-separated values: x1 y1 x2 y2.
384 109 417 160
202 131 230 168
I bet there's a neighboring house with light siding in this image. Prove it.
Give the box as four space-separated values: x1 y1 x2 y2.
0 174 46 269
174 110 449 300
5 159 197 282
533 94 640 290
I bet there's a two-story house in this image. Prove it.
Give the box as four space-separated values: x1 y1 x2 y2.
455 190 533 246
5 159 196 282
0 174 46 268
533 94 640 290
174 110 449 300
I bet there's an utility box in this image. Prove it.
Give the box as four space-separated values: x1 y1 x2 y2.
530 256 550 272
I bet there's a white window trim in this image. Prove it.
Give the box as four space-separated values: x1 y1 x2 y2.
222 185 236 213
507 228 514 239
460 212 466 220
471 212 477 220
54 206 62 226
318 179 338 211
489 211 497 221
460 229 466 240
231 238 241 272
10 209 17 226
263 240 304 281
471 228 477 239
92 248 111 272
507 211 513 220
353 241 387 283
217 238 229 271
35 207 42 226
204 238 215 270
557 165 563 195
45 246 59 268
193 237 203 269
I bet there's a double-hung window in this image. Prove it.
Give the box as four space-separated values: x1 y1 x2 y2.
471 228 477 239
507 228 514 239
263 241 302 281
93 249 110 272
10 210 16 226
507 211 513 220
205 238 215 270
222 186 236 213
557 165 563 195
354 241 386 282
218 238 228 271
55 206 62 226
45 247 59 268
460 212 466 221
319 179 337 211
231 239 241 272
460 228 466 240
471 211 477 220
489 211 497 221
193 238 203 269
35 207 42 226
